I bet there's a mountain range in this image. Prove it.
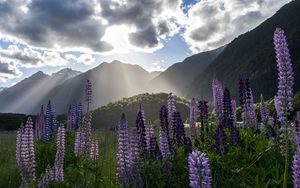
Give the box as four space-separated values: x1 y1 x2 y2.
0 0 299 114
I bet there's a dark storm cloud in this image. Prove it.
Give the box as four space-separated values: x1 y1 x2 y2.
129 25 160 48
0 0 112 52
0 62 19 76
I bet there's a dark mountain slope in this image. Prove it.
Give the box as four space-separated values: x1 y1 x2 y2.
185 0 300 102
147 47 223 95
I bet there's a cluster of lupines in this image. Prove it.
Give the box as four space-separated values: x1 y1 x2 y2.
239 77 257 128
212 78 224 119
189 98 197 139
292 112 300 188
74 112 93 156
67 103 83 130
54 124 65 182
188 150 212 188
85 79 92 112
44 101 58 143
16 117 36 184
160 105 170 146
35 105 45 140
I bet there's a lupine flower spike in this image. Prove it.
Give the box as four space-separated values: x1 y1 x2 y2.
117 114 130 184
188 150 212 188
54 124 65 182
85 79 92 112
189 98 197 139
274 27 294 188
212 78 223 119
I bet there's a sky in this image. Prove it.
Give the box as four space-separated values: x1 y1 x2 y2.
0 0 291 87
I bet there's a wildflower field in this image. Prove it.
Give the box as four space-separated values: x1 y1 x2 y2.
1 28 300 188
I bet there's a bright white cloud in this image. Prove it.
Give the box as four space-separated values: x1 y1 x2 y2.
183 0 291 53
65 53 95 65
0 45 68 68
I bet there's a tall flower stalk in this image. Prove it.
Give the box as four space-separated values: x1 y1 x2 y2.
273 28 294 188
188 150 212 188
54 124 65 182
212 78 223 119
168 93 176 136
117 114 130 184
189 98 197 139
16 117 36 185
198 100 209 139
85 79 92 112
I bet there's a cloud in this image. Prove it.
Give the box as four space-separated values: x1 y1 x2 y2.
0 0 292 56
183 0 291 53
0 0 185 53
0 45 68 68
0 61 22 82
65 53 95 65
0 0 112 52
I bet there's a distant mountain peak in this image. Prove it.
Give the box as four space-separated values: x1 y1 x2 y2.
52 68 81 76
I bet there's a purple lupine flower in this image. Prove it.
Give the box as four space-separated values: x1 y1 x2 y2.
54 124 65 182
188 150 212 188
274 28 294 124
244 88 257 128
85 79 92 112
16 118 36 182
74 112 93 156
216 121 228 154
136 109 147 155
44 101 53 143
198 100 208 136
212 78 223 119
76 103 83 128
160 105 170 144
90 139 99 161
239 76 248 114
117 114 130 182
260 95 269 123
129 129 140 165
231 100 237 127
189 98 197 139
74 131 82 156
145 120 155 152
171 111 186 147
159 128 170 160
222 88 233 129
167 93 176 135
71 104 77 129
292 112 300 188
67 105 72 131
223 88 241 146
